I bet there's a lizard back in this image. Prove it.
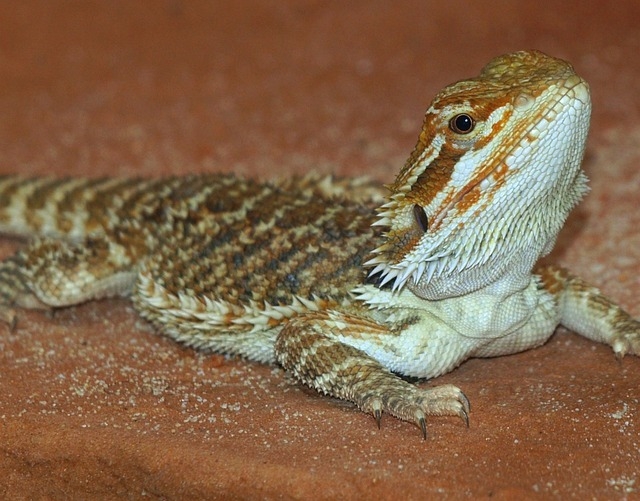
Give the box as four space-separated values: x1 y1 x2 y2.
0 174 382 308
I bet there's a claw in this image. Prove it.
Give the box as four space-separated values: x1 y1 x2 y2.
459 391 471 427
459 391 471 414
612 339 627 361
458 407 470 428
373 408 382 429
417 416 427 440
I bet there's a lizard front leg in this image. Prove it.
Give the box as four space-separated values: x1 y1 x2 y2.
275 310 469 438
537 265 640 357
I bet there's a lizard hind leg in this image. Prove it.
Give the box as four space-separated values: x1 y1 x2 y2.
274 310 470 438
0 236 137 327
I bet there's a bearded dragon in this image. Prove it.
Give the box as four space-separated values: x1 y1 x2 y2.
1 50 638 438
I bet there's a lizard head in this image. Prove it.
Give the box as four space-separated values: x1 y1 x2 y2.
367 50 591 299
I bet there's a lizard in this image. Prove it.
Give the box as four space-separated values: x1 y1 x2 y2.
0 50 638 439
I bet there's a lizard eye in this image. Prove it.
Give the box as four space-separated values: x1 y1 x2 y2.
413 204 429 233
449 113 475 134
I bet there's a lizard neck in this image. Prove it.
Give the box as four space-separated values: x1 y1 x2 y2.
405 244 539 300
357 265 543 342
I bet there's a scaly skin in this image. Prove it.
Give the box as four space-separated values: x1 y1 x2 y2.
0 50 638 438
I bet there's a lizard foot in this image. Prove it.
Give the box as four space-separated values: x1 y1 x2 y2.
611 317 640 359
0 305 17 331
365 383 470 439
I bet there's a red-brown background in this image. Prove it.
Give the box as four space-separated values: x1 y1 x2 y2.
1 2 639 499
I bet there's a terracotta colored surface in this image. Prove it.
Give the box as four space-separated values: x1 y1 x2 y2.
1 1 639 499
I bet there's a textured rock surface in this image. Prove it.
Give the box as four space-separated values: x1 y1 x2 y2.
1 1 639 499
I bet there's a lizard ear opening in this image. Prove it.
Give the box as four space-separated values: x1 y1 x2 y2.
413 204 429 233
